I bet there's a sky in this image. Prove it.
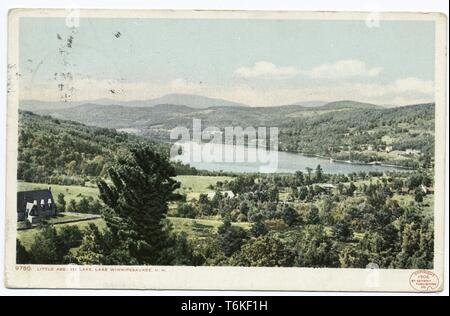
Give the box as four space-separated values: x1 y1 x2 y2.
19 17 436 106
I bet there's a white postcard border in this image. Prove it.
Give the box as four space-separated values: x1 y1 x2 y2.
4 9 447 291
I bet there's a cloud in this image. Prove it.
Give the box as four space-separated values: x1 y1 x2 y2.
234 61 299 79
393 77 434 95
306 59 382 79
210 79 433 107
234 59 382 80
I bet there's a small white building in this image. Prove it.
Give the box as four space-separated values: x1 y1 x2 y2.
207 190 236 199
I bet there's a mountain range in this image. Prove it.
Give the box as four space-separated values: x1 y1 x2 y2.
19 93 249 111
20 93 386 112
30 99 392 136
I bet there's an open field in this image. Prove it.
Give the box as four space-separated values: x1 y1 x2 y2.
18 181 100 203
169 216 251 240
17 214 249 249
175 175 233 200
19 175 232 204
392 194 434 214
17 176 238 249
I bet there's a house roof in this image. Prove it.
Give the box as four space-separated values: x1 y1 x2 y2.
17 189 54 213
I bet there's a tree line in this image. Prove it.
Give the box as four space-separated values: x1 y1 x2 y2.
17 145 433 269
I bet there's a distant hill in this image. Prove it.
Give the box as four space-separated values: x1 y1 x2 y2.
40 103 195 129
19 93 249 111
19 100 89 111
137 93 249 109
290 100 328 108
279 100 382 110
20 95 385 112
35 99 432 133
318 100 382 110
20 94 387 112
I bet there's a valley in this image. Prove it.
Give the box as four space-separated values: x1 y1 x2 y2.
32 99 435 169
15 98 435 268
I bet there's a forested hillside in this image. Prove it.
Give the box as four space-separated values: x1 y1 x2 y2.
35 101 435 168
17 111 196 185
279 103 435 168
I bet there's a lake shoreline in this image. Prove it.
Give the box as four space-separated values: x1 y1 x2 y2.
172 141 415 172
172 144 415 175
291 151 415 171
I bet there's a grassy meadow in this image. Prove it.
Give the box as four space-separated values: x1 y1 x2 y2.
175 175 233 201
18 181 100 203
17 176 236 250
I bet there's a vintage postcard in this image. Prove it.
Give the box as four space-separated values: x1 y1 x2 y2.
4 9 447 291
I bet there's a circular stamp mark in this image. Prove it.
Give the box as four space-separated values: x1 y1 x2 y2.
409 270 440 292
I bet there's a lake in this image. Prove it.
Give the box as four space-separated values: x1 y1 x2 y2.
171 141 409 174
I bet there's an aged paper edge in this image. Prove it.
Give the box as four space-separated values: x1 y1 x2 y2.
4 9 448 291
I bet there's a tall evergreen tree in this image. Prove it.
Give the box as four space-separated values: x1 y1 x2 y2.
295 171 304 186
305 167 313 184
57 193 66 211
97 144 181 265
315 164 324 182
347 182 357 197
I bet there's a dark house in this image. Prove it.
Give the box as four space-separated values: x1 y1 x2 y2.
17 188 57 224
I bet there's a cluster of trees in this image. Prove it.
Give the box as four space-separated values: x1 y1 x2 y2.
17 224 83 264
170 167 434 268
18 112 124 184
176 167 432 227
56 193 103 214
17 144 434 269
185 181 433 269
